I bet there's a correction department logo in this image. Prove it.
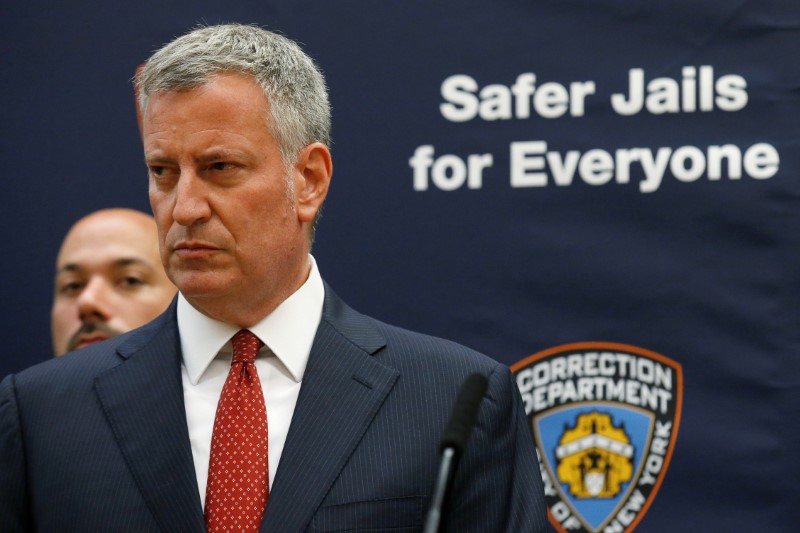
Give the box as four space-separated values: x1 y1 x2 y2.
511 342 682 533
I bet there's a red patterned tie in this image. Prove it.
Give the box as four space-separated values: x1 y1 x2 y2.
205 329 269 533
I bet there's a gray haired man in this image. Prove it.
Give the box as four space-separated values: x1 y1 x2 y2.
1 24 547 532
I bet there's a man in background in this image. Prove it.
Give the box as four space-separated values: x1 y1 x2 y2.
50 208 176 355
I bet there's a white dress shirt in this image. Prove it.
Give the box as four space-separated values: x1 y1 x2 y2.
178 256 324 508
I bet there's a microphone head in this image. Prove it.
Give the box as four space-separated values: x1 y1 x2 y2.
440 373 488 456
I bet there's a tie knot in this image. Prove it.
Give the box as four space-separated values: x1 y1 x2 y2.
231 329 263 364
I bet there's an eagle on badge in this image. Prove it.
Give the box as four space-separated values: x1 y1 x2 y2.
555 411 634 498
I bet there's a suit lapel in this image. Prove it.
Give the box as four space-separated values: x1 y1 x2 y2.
262 287 397 532
94 305 205 533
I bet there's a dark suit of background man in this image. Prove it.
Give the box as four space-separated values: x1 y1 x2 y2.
0 24 547 532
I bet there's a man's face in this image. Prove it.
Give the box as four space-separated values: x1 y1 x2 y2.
143 73 328 325
51 210 177 356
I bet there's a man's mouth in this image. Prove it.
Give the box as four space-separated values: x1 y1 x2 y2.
174 241 221 259
66 322 123 353
73 335 109 350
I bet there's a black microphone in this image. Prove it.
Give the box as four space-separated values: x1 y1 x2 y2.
423 373 488 533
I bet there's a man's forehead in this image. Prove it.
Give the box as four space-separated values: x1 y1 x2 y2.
143 73 268 122
68 210 157 241
57 216 160 270
142 75 276 161
56 256 153 275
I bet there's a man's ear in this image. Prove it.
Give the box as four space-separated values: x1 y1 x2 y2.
294 143 332 223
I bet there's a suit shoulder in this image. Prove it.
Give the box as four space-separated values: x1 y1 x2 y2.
10 337 123 393
321 285 502 374
365 314 503 375
10 309 175 392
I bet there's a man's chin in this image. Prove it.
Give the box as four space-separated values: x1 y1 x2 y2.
172 271 234 300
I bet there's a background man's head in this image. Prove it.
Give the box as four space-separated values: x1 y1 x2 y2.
138 25 332 326
51 208 177 356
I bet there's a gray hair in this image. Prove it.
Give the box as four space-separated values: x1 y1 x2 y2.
137 24 331 170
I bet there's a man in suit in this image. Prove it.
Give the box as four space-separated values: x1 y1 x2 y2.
0 24 547 532
51 208 177 356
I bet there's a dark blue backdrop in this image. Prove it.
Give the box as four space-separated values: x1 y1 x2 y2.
2 1 798 531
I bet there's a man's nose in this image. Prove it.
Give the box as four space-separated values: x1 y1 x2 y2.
76 277 113 323
172 171 212 226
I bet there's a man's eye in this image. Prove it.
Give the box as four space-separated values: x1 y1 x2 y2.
149 165 176 178
119 277 145 289
59 281 84 296
150 166 169 178
209 162 235 171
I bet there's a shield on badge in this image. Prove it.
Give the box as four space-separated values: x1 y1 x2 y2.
538 405 652 530
512 342 683 533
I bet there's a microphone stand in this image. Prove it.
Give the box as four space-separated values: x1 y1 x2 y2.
423 373 488 533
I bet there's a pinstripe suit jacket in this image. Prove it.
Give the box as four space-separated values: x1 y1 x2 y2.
0 285 546 532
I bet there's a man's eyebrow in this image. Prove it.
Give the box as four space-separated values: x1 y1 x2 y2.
113 257 154 269
144 153 175 165
195 149 249 162
55 263 83 275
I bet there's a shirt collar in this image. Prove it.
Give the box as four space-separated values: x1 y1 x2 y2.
178 255 325 385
